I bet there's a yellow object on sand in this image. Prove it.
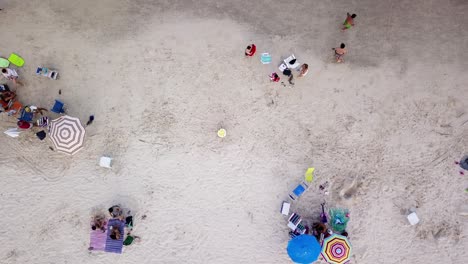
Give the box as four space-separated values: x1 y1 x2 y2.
305 167 315 182
217 128 226 138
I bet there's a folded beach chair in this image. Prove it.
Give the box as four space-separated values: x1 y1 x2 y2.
261 53 272 64
8 53 25 67
51 100 65 114
36 67 59 80
284 54 300 69
105 219 125 254
288 181 310 201
0 58 10 68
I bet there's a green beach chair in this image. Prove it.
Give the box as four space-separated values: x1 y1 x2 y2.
8 53 25 67
0 58 10 68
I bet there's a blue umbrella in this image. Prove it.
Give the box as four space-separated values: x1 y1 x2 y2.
287 235 321 264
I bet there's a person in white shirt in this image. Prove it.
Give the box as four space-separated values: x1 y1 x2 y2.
1 68 23 86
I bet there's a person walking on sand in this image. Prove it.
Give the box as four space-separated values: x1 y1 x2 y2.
342 13 357 31
1 68 23 86
245 44 256 57
332 43 347 63
298 64 309 77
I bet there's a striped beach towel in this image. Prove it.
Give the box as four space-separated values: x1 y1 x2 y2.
105 219 125 254
90 229 107 251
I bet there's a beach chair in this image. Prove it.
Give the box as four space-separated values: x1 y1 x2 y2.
289 181 310 201
281 201 291 215
284 54 300 69
105 218 125 254
261 53 272 64
51 100 65 114
8 53 25 67
278 63 288 72
37 116 49 127
287 213 304 232
0 57 10 68
36 67 59 80
18 108 34 122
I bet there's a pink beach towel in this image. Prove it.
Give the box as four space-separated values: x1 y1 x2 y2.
89 221 107 251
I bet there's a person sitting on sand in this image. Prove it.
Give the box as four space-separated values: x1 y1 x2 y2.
25 105 48 116
1 68 23 86
245 44 256 57
108 205 123 218
332 43 347 63
109 225 122 240
342 13 357 31
298 64 309 77
269 72 280 82
0 91 16 109
91 215 107 232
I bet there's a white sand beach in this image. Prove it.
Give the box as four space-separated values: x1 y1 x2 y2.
0 0 467 263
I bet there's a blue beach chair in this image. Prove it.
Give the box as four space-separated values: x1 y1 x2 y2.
51 100 65 114
289 181 310 201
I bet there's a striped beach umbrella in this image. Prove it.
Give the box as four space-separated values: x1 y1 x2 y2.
49 116 85 155
321 234 352 264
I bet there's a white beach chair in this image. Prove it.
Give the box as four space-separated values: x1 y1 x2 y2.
284 54 300 69
278 63 288 72
281 201 291 215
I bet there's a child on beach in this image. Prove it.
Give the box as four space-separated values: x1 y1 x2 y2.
332 43 347 63
342 13 357 31
298 64 309 77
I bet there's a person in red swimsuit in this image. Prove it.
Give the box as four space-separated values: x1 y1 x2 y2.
245 44 256 56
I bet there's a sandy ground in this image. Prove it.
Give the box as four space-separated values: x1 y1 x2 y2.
0 0 467 263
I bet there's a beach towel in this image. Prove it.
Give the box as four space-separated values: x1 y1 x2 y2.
0 58 9 68
8 53 25 67
90 228 107 251
105 219 125 254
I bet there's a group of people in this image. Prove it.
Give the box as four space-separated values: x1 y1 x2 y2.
289 204 350 245
244 12 356 86
0 65 51 132
88 205 141 251
245 12 356 84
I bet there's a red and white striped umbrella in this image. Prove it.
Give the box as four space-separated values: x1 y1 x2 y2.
49 116 86 155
